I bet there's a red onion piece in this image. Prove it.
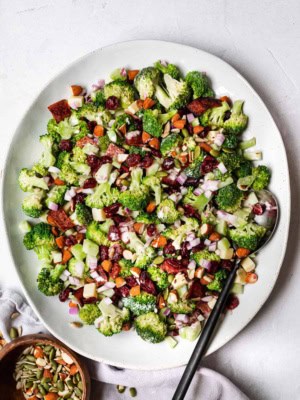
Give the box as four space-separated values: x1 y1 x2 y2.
193 188 203 196
87 255 98 270
187 113 195 123
204 190 212 199
176 172 187 185
48 202 58 211
217 210 237 225
188 260 196 269
69 307 79 315
200 259 212 270
201 180 220 191
175 314 189 323
214 133 225 146
187 238 201 250
217 162 227 174
120 67 127 77
48 166 61 173
204 239 211 246
208 242 217 252
103 297 112 305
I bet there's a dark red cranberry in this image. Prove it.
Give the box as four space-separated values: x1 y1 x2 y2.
180 241 190 259
106 96 119 110
181 258 190 268
120 164 130 174
97 266 108 284
207 260 219 274
163 241 176 255
111 214 128 224
103 202 120 217
252 203 266 215
65 235 77 247
73 193 87 208
191 242 205 252
87 120 97 133
111 243 124 261
140 154 154 168
126 154 141 167
73 287 84 306
226 295 240 310
224 110 231 121
146 224 157 237
150 148 162 158
116 285 130 297
59 139 73 152
161 176 180 188
134 119 143 131
187 281 205 299
196 301 211 317
99 245 109 262
161 258 185 274
83 177 97 189
108 226 121 242
221 260 234 271
184 177 199 187
140 271 157 295
187 123 193 135
125 133 142 146
201 155 219 174
183 204 201 219
59 288 72 302
162 157 175 171
110 263 121 280
87 155 112 174
126 276 138 288
83 297 98 304
178 107 188 117
199 128 209 139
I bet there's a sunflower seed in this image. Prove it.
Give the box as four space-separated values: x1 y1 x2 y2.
17 326 23 336
10 312 20 320
69 321 83 328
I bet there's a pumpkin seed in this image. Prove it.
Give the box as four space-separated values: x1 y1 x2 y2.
42 382 50 391
25 380 34 389
43 345 52 352
49 347 56 361
9 327 18 339
117 384 126 393
153 255 164 265
129 387 137 397
26 355 36 362
51 360 58 370
38 384 46 395
53 372 58 383
66 378 74 388
36 369 43 379
75 372 81 382
77 381 83 390
74 386 82 397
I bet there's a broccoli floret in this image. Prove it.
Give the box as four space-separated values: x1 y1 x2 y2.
143 109 162 137
160 133 182 156
223 100 248 135
123 293 156 316
22 190 45 218
56 151 70 169
229 223 267 251
252 165 271 191
75 103 102 124
98 300 130 337
56 119 76 140
134 67 161 100
218 152 243 172
23 222 55 250
38 134 56 168
18 168 49 192
45 185 67 208
183 187 211 212
127 232 156 268
119 167 149 211
98 135 110 153
37 267 64 296
128 146 147 157
235 160 252 178
73 120 90 142
154 61 181 80
72 146 87 163
47 119 61 141
86 221 110 246
59 164 78 185
92 90 106 108
199 102 230 129
184 155 204 179
207 269 228 292
143 176 162 205
34 245 53 263
68 258 85 278
75 203 92 226
185 71 214 98
200 208 217 225
103 80 135 109
163 217 199 249
158 109 178 125
223 133 239 149
156 199 179 224
79 304 101 325
147 265 169 290
135 312 167 343
112 113 131 131
183 136 197 151
135 211 158 224
192 249 220 265
169 301 196 314
215 184 243 213
119 258 134 278
155 74 191 110
85 182 119 209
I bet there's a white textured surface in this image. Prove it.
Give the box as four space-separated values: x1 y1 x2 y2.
0 1 299 399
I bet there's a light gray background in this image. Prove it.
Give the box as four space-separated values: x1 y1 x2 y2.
0 1 299 399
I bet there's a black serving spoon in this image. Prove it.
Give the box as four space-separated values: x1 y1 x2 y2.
172 190 279 400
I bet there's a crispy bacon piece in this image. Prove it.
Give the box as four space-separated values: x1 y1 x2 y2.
160 258 185 274
48 99 71 123
106 143 125 157
187 97 221 116
76 136 95 148
48 209 75 231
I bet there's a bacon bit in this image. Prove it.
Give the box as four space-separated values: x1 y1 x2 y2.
101 260 112 273
199 142 212 153
127 70 139 81
129 285 140 297
193 125 205 135
146 201 156 213
143 98 156 109
119 124 127 135
149 137 160 150
136 99 144 109
33 346 44 359
151 235 167 248
106 143 125 157
236 248 251 258
133 222 144 234
51 226 59 237
76 136 95 148
115 277 126 288
130 267 141 277
173 119 186 129
71 85 83 96
219 95 231 105
122 322 132 331
142 131 151 143
245 272 258 283
187 98 221 116
54 178 65 186
55 236 65 249
48 209 75 231
178 153 188 164
48 99 71 123
75 232 85 243
59 372 68 380
94 125 104 137
69 364 79 376
209 232 222 241
171 113 180 123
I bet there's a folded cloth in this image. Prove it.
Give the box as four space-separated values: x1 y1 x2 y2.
0 289 249 400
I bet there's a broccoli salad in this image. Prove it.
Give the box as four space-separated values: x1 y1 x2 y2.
18 61 272 345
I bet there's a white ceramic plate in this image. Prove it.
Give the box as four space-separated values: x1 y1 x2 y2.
2 40 290 370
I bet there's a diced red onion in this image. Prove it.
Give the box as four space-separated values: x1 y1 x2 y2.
105 282 116 289
188 260 196 269
59 270 70 281
175 314 189 323
186 232 196 242
82 188 95 194
121 232 130 244
69 307 79 315
48 166 61 173
204 239 211 246
64 188 76 201
217 210 237 225
87 255 98 270
187 113 195 123
79 228 87 234
69 276 81 286
202 180 220 191
103 297 112 305
176 172 187 185
48 202 58 211
217 162 227 174
187 238 201 250
126 130 140 140
214 133 225 146
193 188 203 196
108 119 115 128
98 79 105 89
163 308 170 316
201 295 213 302
200 259 212 270
94 316 104 328
204 190 212 199
90 271 100 280
208 242 217 252
120 67 127 77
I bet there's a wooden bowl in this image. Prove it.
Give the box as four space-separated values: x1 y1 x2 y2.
0 334 91 400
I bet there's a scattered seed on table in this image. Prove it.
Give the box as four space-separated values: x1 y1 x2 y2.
9 327 18 339
117 384 126 393
129 387 137 397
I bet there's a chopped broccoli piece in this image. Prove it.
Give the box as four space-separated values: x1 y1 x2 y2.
56 151 70 169
252 165 271 191
92 90 106 108
235 160 252 178
143 176 162 205
179 321 201 341
127 232 156 268
98 299 130 337
192 249 220 265
59 164 78 185
184 155 204 179
135 211 158 224
169 301 196 314
185 71 214 98
207 269 228 292
47 119 61 141
86 221 110 246
229 223 267 251
79 304 101 325
22 190 45 218
155 74 191 110
104 80 135 109
23 222 55 250
199 101 230 129
75 203 92 226
147 265 169 290
123 293 156 316
119 167 149 211
154 61 181 80
183 187 211 212
18 168 49 192
157 199 179 224
135 312 167 343
37 267 64 296
158 109 178 125
85 182 119 209
160 133 182 156
134 67 161 100
143 109 162 137
72 146 87 163
223 100 248 135
50 263 66 282
182 136 197 151
218 152 243 172
215 184 244 213
98 135 110 153
45 185 67 208
163 217 199 249
38 134 56 169
128 146 147 157
34 245 53 263
223 133 239 149
119 258 134 278
75 103 102 124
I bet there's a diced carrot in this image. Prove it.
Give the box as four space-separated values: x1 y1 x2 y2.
54 178 65 186
173 119 186 129
94 125 104 137
149 138 160 150
152 235 167 248
56 358 67 365
69 364 79 376
115 277 126 288
133 222 144 234
68 301 78 308
220 95 231 105
55 236 65 249
136 99 144 108
142 131 151 143
178 153 188 164
245 272 258 284
44 393 59 400
171 150 177 157
62 249 72 264
158 295 166 309
43 369 53 379
129 285 140 297
71 85 82 96
28 397 38 400
33 346 44 359
171 113 180 123
119 123 127 135
51 226 59 237
193 125 205 135
146 201 156 213
209 232 222 241
47 215 57 226
143 98 156 109
75 232 84 243
101 260 112 272
122 322 131 331
236 248 251 258
199 142 212 153
130 267 141 277
127 70 139 81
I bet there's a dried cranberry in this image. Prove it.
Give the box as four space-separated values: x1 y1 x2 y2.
140 271 157 295
126 276 138 288
183 204 201 219
87 155 112 174
150 148 162 158
120 164 130 174
191 242 205 252
199 128 209 139
108 226 121 242
161 176 180 188
140 154 154 169
187 123 193 135
187 281 205 299
226 295 239 310
59 139 73 152
73 287 84 306
110 263 121 280
83 297 98 304
221 260 234 271
146 224 157 237
116 285 130 297
201 155 219 174
103 202 120 217
111 214 128 224
111 243 124 261
181 258 190 268
125 134 142 146
65 235 77 247
161 258 185 274
106 96 119 110
224 110 231 121
97 266 108 284
184 177 199 187
163 241 176 255
162 157 175 171
59 288 72 302
180 241 190 259
72 193 87 209
196 301 211 317
83 178 97 189
252 203 265 215
126 153 141 167
99 245 109 262
87 120 97 133
207 261 219 274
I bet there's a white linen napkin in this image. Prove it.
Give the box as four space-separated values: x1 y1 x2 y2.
0 289 249 400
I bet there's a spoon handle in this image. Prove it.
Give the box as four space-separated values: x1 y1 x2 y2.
172 261 240 400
